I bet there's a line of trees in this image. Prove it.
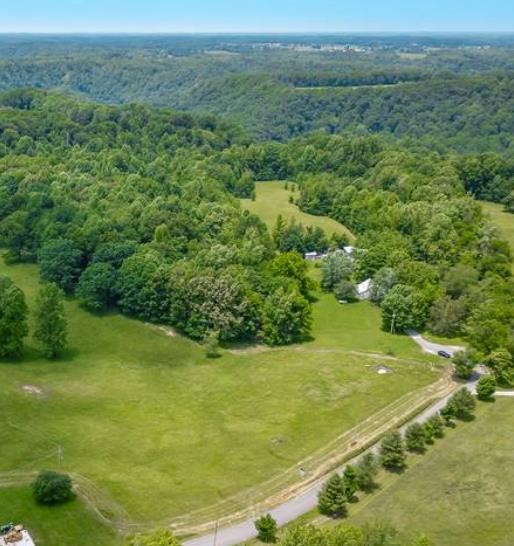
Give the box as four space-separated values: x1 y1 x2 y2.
316 387 478 522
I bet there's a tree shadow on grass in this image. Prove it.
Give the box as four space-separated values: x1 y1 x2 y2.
478 397 496 404
0 345 80 366
384 465 407 475
360 481 381 494
456 413 476 423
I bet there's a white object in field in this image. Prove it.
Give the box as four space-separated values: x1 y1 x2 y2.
304 251 318 261
0 530 36 546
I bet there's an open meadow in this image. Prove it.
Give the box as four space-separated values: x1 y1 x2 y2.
0 255 440 533
481 201 514 268
241 181 355 241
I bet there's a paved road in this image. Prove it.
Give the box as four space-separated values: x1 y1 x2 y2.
406 330 464 357
184 375 477 546
489 390 514 397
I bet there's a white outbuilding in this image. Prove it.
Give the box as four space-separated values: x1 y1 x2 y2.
356 278 373 300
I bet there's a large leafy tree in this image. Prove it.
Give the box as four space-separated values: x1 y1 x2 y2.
321 252 353 291
38 238 83 293
170 269 260 342
0 275 28 358
452 350 476 380
77 262 117 310
381 284 430 333
269 251 312 297
485 349 514 387
34 283 68 358
32 471 74 505
476 375 496 401
262 286 311 346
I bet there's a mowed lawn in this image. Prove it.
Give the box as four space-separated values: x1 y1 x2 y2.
481 201 514 270
0 486 121 546
308 293 426 360
0 257 437 525
349 399 514 546
241 181 355 241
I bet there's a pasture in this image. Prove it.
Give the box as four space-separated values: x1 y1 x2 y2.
481 201 514 257
241 181 355 241
0 256 439 528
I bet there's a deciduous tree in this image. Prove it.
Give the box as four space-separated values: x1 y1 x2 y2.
476 375 496 400
32 471 74 505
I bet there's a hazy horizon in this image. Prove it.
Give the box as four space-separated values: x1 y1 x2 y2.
2 0 514 34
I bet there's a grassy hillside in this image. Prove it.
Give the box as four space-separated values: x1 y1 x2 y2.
241 181 355 242
481 201 514 251
0 255 438 527
349 399 514 546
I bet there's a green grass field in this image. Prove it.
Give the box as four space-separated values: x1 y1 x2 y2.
241 181 355 241
481 200 514 255
0 486 121 546
0 255 439 531
348 399 514 546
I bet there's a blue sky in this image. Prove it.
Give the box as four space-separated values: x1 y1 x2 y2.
2 0 514 33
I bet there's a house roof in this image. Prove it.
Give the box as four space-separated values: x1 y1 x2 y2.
356 278 372 295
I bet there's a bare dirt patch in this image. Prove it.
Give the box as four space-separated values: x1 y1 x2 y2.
372 364 394 375
228 344 273 355
21 384 45 397
158 326 177 338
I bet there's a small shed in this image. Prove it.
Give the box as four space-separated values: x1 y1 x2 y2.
304 251 319 261
356 278 373 300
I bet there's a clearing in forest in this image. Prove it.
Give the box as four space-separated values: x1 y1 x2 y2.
241 181 355 242
481 201 514 267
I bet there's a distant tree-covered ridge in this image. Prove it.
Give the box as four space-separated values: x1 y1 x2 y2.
0 35 513 152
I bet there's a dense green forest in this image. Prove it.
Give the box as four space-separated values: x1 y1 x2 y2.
0 87 513 374
0 35 513 151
